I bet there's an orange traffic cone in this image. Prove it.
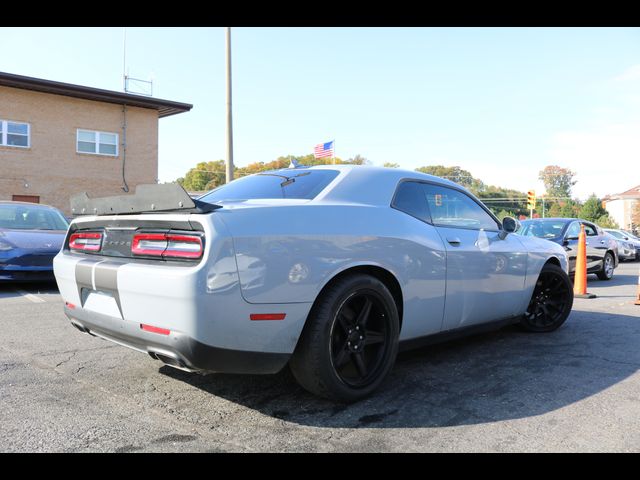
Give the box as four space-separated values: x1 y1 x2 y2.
574 224 596 299
634 266 640 306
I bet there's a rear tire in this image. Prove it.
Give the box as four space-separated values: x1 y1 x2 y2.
520 263 573 333
596 252 615 281
289 274 399 403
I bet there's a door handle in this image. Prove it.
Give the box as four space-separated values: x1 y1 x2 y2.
446 237 461 246
600 240 606 244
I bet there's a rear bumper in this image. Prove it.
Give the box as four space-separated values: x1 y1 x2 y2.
64 305 290 374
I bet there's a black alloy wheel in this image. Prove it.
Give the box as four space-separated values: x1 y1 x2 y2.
290 274 399 403
520 263 574 332
330 292 392 388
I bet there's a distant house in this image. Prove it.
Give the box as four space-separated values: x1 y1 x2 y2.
603 185 640 231
0 71 192 215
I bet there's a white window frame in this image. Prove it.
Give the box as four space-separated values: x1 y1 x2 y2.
76 129 119 157
0 119 31 148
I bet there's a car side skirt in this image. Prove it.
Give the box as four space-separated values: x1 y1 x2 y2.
399 316 521 353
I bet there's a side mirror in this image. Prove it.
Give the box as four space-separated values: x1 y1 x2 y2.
499 216 520 239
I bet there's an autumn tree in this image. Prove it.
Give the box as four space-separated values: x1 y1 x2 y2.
414 165 484 191
176 154 370 191
538 165 577 198
346 154 370 165
177 160 226 191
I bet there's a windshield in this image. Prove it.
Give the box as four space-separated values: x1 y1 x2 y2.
606 230 627 240
0 204 69 230
199 169 339 203
518 220 567 239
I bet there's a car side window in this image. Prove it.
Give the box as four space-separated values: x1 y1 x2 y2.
583 223 598 237
565 222 581 239
422 184 500 231
391 181 431 223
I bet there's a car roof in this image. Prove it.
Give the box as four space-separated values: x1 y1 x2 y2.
521 218 590 223
293 164 467 206
0 201 60 211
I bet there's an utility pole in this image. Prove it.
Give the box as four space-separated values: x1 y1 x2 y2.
225 27 234 183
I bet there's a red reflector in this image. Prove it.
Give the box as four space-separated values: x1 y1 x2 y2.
250 313 286 321
140 324 171 335
65 302 76 309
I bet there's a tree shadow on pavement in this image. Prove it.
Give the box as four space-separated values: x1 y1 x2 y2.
160 309 640 429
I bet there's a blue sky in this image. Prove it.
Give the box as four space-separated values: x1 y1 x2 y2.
1 27 639 199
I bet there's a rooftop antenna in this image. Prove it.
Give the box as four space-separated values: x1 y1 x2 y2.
122 27 153 97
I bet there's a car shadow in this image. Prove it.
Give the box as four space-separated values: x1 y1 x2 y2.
160 309 640 428
0 280 59 297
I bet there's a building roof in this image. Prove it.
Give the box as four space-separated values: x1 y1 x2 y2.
606 185 640 201
0 71 192 118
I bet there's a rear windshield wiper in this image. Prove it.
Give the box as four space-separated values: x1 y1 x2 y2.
258 171 311 187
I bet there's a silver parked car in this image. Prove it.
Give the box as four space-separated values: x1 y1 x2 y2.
54 166 573 402
604 229 640 261
603 232 634 262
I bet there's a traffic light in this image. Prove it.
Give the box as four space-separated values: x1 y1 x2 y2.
527 190 536 210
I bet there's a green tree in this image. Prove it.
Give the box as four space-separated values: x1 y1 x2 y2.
596 214 619 229
579 194 608 222
346 154 369 165
538 165 577 199
383 162 400 168
414 165 484 191
476 185 530 219
178 160 226 191
494 209 516 221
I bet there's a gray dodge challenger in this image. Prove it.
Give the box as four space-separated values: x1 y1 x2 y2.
54 165 573 402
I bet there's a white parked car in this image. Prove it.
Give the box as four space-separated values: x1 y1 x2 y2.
604 229 640 261
54 166 573 402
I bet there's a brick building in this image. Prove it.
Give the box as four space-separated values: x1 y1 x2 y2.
0 72 192 215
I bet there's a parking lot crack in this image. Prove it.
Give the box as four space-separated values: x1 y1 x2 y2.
55 351 77 368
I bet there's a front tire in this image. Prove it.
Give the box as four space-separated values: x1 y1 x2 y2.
520 263 573 332
596 252 615 281
289 274 399 403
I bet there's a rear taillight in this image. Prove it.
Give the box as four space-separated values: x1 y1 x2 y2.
69 232 102 252
131 232 203 259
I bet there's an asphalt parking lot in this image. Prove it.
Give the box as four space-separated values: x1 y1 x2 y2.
1 262 639 452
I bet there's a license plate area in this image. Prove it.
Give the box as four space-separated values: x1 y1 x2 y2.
81 288 123 319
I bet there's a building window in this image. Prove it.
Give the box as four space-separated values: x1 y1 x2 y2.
0 120 30 148
77 129 118 156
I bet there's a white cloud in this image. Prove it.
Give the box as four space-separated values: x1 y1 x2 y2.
548 122 640 200
614 65 640 82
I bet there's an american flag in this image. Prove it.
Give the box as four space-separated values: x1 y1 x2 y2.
314 140 334 159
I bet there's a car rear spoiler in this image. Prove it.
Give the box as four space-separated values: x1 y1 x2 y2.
70 184 221 216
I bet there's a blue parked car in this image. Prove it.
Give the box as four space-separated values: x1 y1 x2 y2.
0 201 69 282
